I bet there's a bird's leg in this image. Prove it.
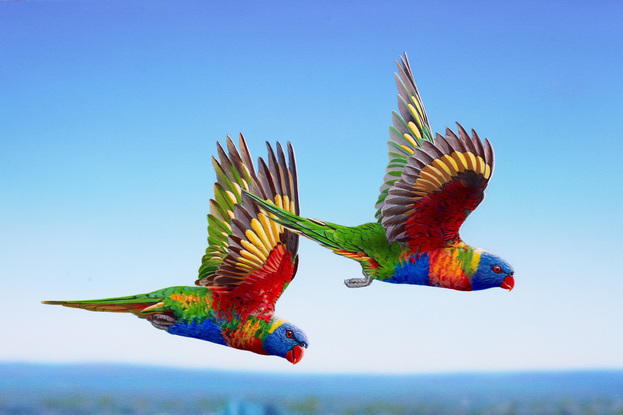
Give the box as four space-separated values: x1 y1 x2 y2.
149 314 177 330
344 270 373 288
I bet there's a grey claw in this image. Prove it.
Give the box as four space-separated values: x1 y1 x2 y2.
149 314 177 330
344 271 373 288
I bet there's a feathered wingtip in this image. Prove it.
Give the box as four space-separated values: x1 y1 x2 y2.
393 52 432 143
375 52 434 220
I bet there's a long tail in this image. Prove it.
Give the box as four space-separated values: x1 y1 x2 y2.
42 291 169 318
244 191 362 254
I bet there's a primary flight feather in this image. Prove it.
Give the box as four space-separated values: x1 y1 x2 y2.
247 53 514 292
43 135 309 364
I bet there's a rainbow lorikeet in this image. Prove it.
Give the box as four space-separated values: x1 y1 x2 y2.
43 136 309 364
247 53 514 292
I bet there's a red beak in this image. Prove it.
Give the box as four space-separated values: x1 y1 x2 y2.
501 275 515 291
286 345 304 365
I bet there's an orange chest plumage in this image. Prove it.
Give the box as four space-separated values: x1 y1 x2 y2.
387 245 479 291
426 248 473 290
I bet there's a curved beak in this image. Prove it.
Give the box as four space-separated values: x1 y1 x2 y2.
501 275 515 291
286 345 305 365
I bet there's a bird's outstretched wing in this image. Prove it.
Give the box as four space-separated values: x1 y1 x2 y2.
196 135 299 319
375 52 434 219
379 125 494 251
375 53 495 251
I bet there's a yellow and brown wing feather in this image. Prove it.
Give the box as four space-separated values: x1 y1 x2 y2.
198 134 260 281
196 140 299 315
380 124 494 251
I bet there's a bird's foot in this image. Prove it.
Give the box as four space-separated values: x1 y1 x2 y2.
149 314 177 330
344 271 373 288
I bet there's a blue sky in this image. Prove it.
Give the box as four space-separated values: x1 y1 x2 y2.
2 0 622 373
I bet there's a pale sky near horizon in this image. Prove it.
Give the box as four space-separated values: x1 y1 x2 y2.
2 0 623 374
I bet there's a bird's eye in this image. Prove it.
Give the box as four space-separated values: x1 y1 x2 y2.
286 330 293 338
492 265 502 273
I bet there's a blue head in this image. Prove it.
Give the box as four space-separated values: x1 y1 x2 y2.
264 320 309 364
471 250 515 291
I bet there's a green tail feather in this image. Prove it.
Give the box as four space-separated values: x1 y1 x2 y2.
42 289 173 317
245 191 403 281
244 191 362 254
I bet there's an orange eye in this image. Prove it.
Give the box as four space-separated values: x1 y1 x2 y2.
286 330 293 338
492 265 502 273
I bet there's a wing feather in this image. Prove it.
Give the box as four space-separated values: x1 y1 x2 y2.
380 125 495 251
375 52 434 219
196 136 299 317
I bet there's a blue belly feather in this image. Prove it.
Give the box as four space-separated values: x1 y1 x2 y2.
168 318 227 346
385 253 430 285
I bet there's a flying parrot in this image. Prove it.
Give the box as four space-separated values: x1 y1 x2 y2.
247 53 514 292
43 136 309 364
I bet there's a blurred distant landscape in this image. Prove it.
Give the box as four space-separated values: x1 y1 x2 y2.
1 363 622 414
